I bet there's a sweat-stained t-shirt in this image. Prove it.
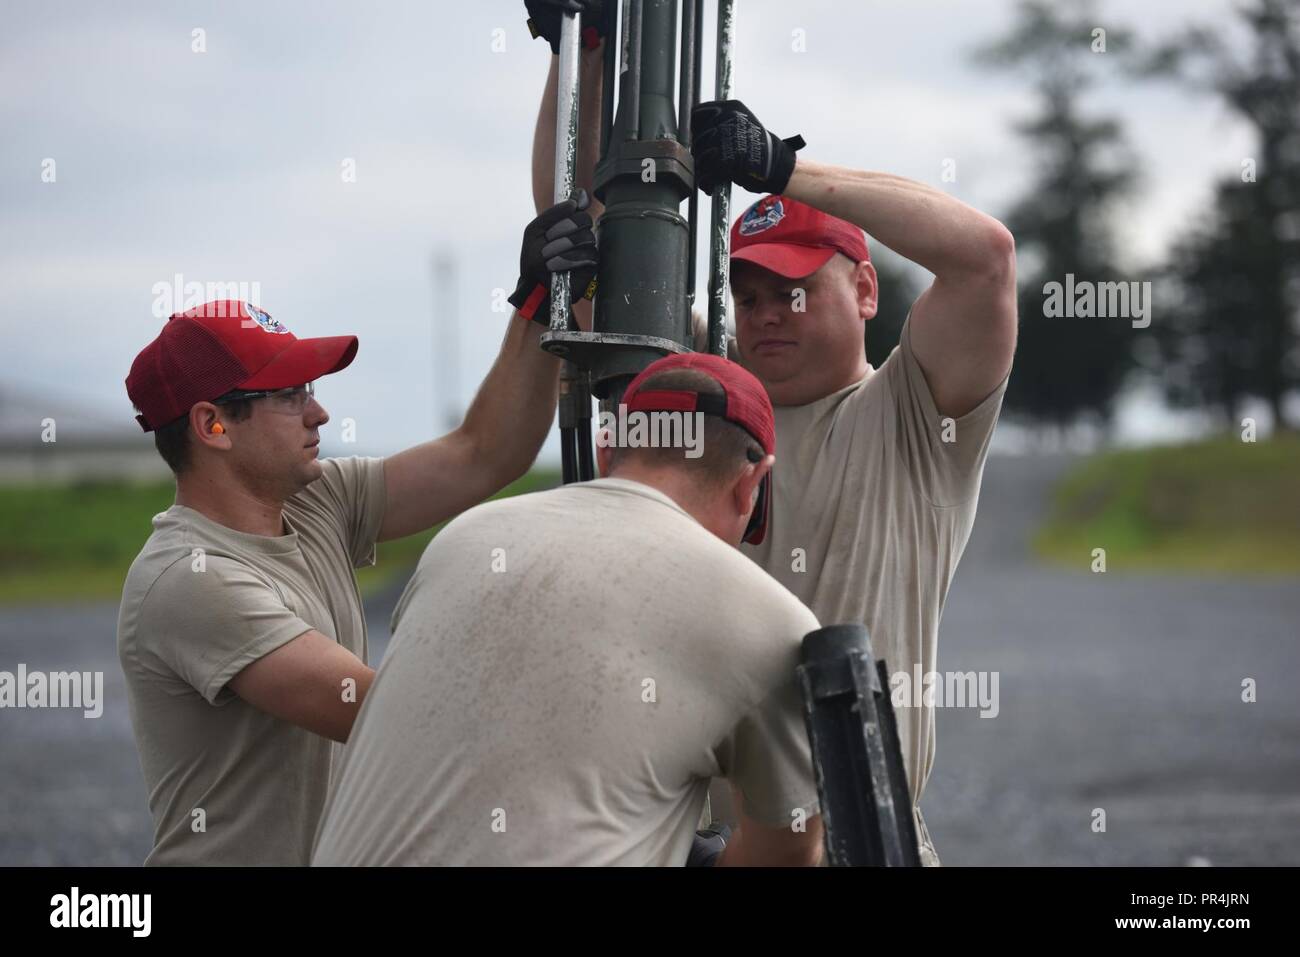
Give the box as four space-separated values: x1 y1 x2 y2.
116 456 386 866
312 477 822 867
742 314 1009 866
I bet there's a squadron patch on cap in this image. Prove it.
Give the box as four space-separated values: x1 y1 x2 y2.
739 197 785 236
244 304 289 334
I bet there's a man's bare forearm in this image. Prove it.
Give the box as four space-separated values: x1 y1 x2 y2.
784 159 1014 281
459 315 560 485
532 45 606 215
379 315 558 541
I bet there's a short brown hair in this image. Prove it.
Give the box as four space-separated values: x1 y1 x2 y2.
147 398 254 475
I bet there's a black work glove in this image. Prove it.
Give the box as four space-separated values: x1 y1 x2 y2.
508 189 598 324
690 99 806 195
525 0 605 55
685 823 732 867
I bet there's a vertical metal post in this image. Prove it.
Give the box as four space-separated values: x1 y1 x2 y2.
583 0 692 398
623 0 644 142
706 0 735 357
680 0 702 315
552 9 594 483
599 0 619 160
551 11 583 333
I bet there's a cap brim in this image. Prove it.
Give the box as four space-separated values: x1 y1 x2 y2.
732 243 836 280
239 335 358 390
743 474 771 546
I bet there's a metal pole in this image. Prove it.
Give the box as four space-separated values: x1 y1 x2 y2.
559 393 578 483
706 0 735 357
551 11 583 333
576 372 595 480
623 0 644 142
680 0 702 315
599 0 619 159
551 8 595 485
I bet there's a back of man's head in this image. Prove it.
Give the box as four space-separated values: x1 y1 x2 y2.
597 354 775 547
605 368 758 483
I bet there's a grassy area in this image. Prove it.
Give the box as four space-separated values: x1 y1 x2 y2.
0 468 561 605
1034 435 1300 575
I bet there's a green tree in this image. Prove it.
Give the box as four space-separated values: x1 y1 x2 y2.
973 0 1144 429
1141 0 1299 431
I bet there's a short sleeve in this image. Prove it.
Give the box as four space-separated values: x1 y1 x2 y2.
882 313 1008 508
717 676 821 828
293 456 387 567
136 557 315 704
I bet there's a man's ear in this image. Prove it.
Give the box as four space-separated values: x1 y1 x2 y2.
191 402 231 451
595 428 614 477
855 260 879 322
732 453 774 522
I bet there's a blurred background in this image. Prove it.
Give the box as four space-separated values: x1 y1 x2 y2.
1 0 1296 865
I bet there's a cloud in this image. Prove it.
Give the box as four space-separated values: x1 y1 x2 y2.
0 0 1258 456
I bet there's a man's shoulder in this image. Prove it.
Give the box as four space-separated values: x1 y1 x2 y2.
452 478 698 531
698 539 820 644
122 520 276 626
287 455 384 517
121 507 200 606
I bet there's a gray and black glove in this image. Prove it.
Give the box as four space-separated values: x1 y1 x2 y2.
525 0 605 55
690 99 806 195
508 189 598 324
685 823 732 867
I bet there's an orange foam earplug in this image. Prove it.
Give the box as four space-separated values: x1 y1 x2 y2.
211 422 225 435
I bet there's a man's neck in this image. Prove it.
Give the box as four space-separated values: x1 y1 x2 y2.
605 468 730 543
175 473 289 538
766 361 872 408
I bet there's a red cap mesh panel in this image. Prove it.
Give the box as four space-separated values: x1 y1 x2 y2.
158 320 250 423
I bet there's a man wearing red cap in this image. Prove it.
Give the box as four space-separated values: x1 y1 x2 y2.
117 197 597 865
530 37 1015 860
687 101 1017 867
313 352 823 866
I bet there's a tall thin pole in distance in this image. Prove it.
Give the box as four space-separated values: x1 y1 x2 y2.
433 252 460 432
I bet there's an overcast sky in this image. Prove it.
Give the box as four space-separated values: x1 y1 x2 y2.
1 0 1256 460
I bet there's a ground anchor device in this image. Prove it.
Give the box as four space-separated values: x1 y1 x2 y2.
540 5 920 867
541 0 730 441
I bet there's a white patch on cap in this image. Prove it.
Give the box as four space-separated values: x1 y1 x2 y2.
244 304 289 334
739 197 785 236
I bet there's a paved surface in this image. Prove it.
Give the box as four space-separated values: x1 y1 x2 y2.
1 453 1297 865
925 454 1300 866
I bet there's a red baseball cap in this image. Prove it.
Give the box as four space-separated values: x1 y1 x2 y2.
622 352 775 545
126 300 357 431
731 194 870 279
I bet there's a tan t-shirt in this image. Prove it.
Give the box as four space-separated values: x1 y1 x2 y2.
312 477 821 866
742 315 1008 866
116 456 386 865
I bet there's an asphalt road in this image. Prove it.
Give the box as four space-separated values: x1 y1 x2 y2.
1 453 1296 865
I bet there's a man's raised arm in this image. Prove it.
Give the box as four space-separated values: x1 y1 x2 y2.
784 159 1016 417
378 196 598 542
691 100 1017 418
529 1 607 333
